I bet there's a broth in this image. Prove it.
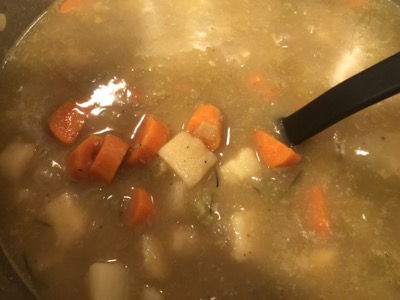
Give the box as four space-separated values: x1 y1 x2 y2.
0 0 400 299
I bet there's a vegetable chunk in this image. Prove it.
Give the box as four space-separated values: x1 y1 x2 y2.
186 103 224 151
49 101 91 145
45 193 88 246
126 187 155 225
0 141 35 181
126 115 170 165
142 234 167 279
230 211 255 262
88 262 130 300
254 128 301 168
66 135 103 180
220 147 261 183
158 132 217 187
90 134 129 184
305 185 331 239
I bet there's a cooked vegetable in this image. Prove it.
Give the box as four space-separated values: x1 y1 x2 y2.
142 234 167 279
220 147 261 183
349 0 366 9
48 101 91 145
158 132 218 187
88 262 130 300
66 135 103 180
59 0 91 13
126 115 170 165
90 134 129 184
230 211 255 262
126 187 155 225
0 141 35 181
245 73 276 99
305 185 331 239
45 193 88 246
185 103 224 151
254 128 301 168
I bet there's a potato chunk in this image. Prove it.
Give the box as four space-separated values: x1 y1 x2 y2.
45 193 88 246
0 141 35 181
230 211 255 262
158 132 217 187
88 262 130 300
220 147 261 183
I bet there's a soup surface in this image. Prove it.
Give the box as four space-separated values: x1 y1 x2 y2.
0 0 400 299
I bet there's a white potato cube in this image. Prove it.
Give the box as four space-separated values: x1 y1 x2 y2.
220 147 261 183
142 234 167 279
171 225 197 256
0 141 35 181
45 193 88 246
158 132 217 187
230 211 255 262
88 262 130 300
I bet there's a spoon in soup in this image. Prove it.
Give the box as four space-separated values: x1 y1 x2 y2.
281 51 400 145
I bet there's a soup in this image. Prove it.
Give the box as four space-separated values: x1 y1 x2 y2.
0 0 400 299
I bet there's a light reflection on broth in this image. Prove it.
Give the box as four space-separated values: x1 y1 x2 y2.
0 0 400 299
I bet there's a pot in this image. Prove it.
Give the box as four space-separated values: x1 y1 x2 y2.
0 1 399 299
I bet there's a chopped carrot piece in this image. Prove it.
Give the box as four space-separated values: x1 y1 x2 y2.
245 73 277 99
185 103 224 151
126 115 170 165
254 128 301 168
348 0 366 9
59 0 90 13
49 101 91 145
126 187 155 225
66 135 103 179
90 134 129 184
305 185 331 239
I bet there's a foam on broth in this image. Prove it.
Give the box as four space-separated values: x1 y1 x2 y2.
0 0 400 299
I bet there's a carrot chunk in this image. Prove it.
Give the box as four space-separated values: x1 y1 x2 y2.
185 103 224 151
66 135 103 180
245 73 277 99
126 115 170 165
126 187 155 225
49 101 91 145
254 128 301 168
305 185 331 239
59 0 91 13
90 134 129 184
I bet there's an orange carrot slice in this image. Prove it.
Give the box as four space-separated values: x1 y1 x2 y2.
254 128 301 168
186 103 224 151
90 134 129 183
59 0 91 13
126 187 155 225
126 115 170 165
66 135 104 179
245 73 277 99
49 101 91 145
348 0 366 9
305 185 331 239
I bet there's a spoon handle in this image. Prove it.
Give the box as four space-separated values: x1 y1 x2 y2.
281 51 400 145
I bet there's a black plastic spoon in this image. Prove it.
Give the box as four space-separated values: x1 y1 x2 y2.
281 51 400 145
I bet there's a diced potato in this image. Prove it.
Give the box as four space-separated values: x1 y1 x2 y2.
0 141 35 181
171 225 197 256
230 211 255 262
142 234 167 279
88 262 130 300
158 132 217 187
166 181 187 215
220 147 261 183
45 193 88 246
141 286 164 300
